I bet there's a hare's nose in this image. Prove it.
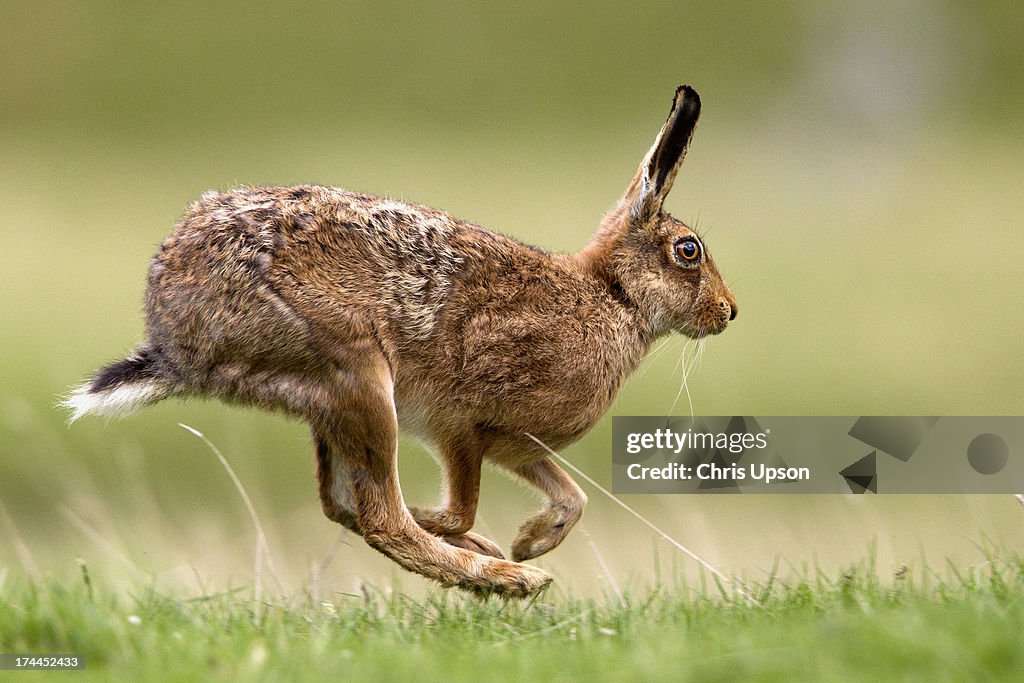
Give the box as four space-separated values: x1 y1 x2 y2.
720 295 737 321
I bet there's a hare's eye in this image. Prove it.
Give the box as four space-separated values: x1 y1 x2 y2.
675 239 701 263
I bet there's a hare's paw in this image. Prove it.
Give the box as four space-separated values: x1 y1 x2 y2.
467 559 552 599
442 531 505 559
511 503 582 562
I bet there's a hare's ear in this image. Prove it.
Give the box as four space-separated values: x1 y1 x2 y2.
625 85 701 221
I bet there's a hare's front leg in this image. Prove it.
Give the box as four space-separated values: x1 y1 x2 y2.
408 434 504 559
315 351 551 598
506 457 587 562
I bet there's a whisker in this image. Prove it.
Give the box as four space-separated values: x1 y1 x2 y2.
667 340 695 418
726 275 750 288
665 334 710 419
639 336 676 375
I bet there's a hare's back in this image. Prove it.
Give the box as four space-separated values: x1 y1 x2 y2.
144 186 497 382
144 187 345 383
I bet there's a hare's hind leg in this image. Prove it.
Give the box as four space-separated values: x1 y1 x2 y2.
314 436 360 533
506 457 587 562
314 441 503 560
317 351 551 598
316 429 504 558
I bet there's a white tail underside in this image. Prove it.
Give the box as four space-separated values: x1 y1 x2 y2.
62 381 168 423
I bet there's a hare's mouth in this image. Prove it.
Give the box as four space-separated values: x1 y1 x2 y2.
681 317 729 339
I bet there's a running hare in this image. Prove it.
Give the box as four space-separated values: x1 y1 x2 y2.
66 85 736 597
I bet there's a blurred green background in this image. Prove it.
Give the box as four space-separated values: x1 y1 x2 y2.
2 1 1023 597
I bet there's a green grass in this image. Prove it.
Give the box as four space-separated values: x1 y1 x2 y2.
4 554 1024 681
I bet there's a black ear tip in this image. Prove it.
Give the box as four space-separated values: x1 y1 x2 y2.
674 84 701 114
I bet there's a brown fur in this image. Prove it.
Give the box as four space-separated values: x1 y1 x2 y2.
67 86 736 597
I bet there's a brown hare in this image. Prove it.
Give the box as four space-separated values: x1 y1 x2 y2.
65 85 736 598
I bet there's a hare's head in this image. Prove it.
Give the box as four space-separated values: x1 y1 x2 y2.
593 86 737 339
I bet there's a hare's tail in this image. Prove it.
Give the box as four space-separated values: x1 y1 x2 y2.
62 345 175 422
